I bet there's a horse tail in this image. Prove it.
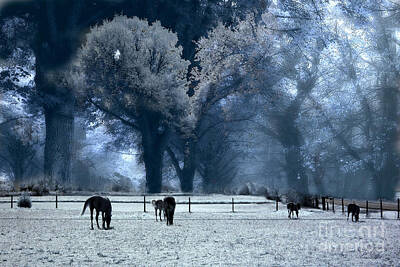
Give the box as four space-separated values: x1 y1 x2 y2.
81 198 91 215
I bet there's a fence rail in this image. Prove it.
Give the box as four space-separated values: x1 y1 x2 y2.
0 195 273 213
316 196 400 219
0 200 272 205
1 194 399 219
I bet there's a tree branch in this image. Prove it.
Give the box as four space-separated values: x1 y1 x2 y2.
0 114 42 126
166 146 183 178
88 99 140 131
197 116 253 140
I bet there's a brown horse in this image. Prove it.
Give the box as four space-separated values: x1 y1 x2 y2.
152 199 165 221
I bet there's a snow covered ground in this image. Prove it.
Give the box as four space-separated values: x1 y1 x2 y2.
0 195 399 266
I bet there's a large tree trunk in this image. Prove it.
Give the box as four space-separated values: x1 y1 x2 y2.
12 163 24 185
166 138 197 193
32 0 81 189
180 139 196 192
36 64 75 189
140 114 169 193
284 145 309 195
275 105 310 196
374 82 399 200
44 105 74 187
142 144 163 193
312 153 325 196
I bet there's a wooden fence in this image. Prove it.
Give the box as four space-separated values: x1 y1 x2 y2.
316 196 400 219
0 195 272 213
2 194 400 219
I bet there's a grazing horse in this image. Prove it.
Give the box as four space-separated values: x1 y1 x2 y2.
81 196 112 230
287 202 301 219
152 199 165 221
163 196 176 226
347 203 360 222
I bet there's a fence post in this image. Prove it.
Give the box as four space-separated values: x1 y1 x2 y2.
232 198 234 213
380 199 383 219
189 197 191 213
332 198 335 212
276 198 278 211
397 198 399 219
341 198 344 213
11 195 13 208
144 195 146 213
366 200 368 217
56 194 58 209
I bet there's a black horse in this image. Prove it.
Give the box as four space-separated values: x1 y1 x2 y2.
287 202 301 219
347 203 360 222
164 196 176 225
81 196 112 230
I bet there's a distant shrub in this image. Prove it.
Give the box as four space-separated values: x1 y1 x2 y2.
161 183 178 193
31 184 42 196
265 188 280 201
32 183 49 196
302 195 315 207
55 184 66 193
246 182 269 196
111 181 132 192
286 189 302 203
17 192 32 208
111 173 133 192
18 183 29 192
0 180 14 193
237 184 250 195
111 183 122 192
285 189 314 207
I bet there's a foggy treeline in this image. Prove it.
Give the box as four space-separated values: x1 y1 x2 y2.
0 0 399 200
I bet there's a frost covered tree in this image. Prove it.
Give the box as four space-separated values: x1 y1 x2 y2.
0 107 42 185
301 0 400 199
1 1 85 188
1 0 266 192
167 15 270 192
78 15 190 193
224 4 329 197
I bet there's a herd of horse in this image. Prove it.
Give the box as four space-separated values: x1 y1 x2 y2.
80 196 361 230
286 201 360 221
80 195 177 230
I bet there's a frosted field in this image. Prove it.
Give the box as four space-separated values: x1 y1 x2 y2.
0 195 400 266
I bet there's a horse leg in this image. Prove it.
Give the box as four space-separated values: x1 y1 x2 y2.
159 209 162 221
90 208 94 230
96 210 100 229
155 209 158 221
102 212 105 229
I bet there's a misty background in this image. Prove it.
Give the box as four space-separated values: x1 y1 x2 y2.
0 0 399 201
